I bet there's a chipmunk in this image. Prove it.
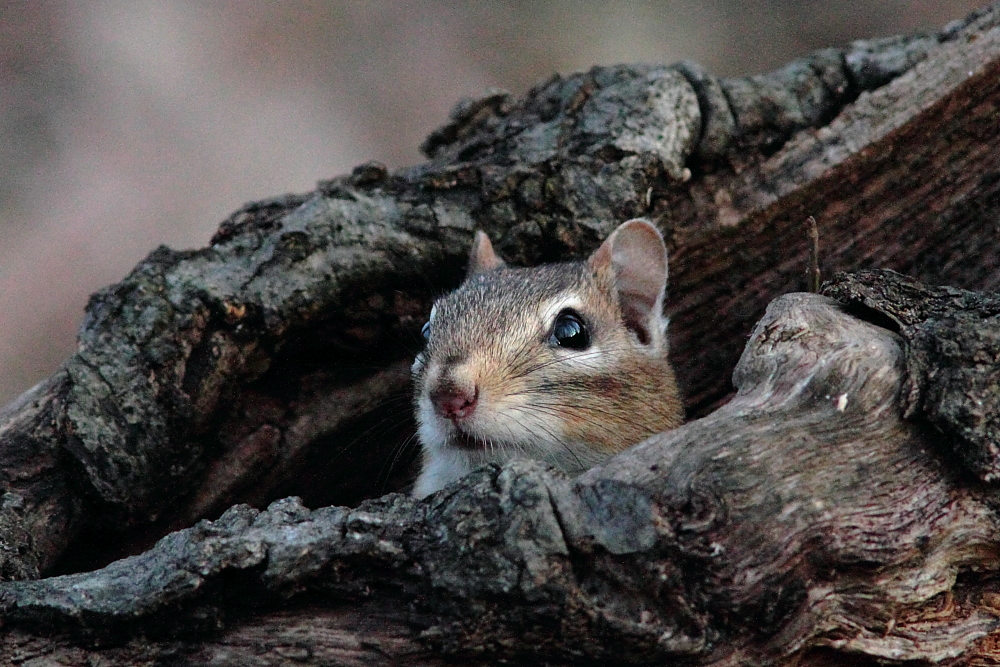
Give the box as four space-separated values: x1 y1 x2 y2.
411 219 683 498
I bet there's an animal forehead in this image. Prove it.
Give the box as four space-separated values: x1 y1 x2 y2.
434 264 590 328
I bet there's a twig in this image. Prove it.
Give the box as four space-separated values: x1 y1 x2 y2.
805 216 820 293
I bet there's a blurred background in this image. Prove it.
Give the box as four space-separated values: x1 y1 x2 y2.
0 1 984 404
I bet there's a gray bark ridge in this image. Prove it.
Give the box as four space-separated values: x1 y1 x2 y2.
825 269 1000 483
3 276 999 665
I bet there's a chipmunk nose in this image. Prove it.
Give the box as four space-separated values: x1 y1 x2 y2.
431 384 479 421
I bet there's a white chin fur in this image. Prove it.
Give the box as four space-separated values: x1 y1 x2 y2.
412 447 473 498
413 397 465 498
412 392 604 498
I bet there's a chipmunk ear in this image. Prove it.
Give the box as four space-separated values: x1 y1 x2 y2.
467 230 506 277
588 219 669 347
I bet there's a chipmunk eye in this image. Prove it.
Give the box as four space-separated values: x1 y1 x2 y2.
421 321 431 342
551 310 590 350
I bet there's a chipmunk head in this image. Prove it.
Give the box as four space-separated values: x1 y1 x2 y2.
411 219 682 497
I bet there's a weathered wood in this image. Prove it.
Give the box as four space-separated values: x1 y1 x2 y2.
667 6 1000 410
825 269 1000 485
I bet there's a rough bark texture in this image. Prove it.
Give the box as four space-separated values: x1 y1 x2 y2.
826 270 1000 485
1 4 999 664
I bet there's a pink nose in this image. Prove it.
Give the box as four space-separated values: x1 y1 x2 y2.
431 385 478 420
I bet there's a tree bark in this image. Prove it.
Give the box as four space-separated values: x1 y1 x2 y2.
1 4 999 664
